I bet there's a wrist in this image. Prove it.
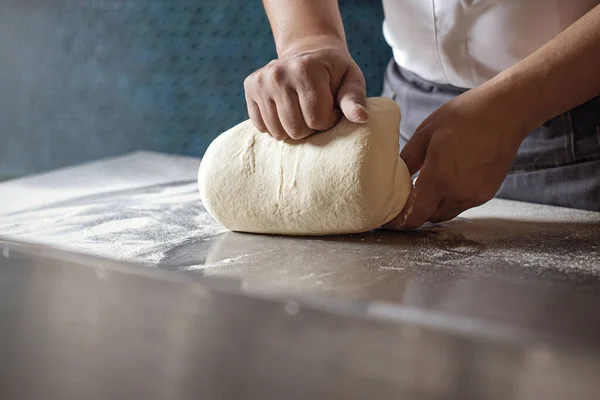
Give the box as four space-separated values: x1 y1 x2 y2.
277 34 348 58
479 70 542 142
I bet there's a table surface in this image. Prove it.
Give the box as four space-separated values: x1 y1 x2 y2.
1 151 600 349
3 240 600 400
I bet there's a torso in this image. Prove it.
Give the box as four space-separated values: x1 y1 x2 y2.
382 0 600 88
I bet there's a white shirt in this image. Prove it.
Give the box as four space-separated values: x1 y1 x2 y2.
382 0 599 88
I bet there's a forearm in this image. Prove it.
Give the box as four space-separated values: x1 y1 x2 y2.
491 4 600 136
262 0 346 56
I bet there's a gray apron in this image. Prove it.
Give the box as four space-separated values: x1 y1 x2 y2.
382 60 600 211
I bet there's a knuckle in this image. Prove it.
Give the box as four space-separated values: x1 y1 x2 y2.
287 130 302 140
288 128 311 140
246 71 266 89
292 60 322 88
281 117 306 139
243 75 255 93
309 120 333 132
355 69 366 86
269 64 287 85
250 117 266 133
253 121 268 134
307 113 335 131
303 100 335 131
291 56 312 72
304 113 327 130
272 132 288 141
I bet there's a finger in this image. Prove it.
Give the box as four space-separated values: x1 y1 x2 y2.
297 82 341 131
429 200 465 224
385 165 441 230
275 90 313 140
261 99 289 140
246 100 268 133
400 127 433 176
336 66 369 124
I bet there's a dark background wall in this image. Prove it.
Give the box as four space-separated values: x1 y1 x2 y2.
0 0 390 180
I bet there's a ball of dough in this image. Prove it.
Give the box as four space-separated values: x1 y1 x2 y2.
198 97 412 236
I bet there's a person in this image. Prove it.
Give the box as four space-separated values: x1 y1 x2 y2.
243 0 600 229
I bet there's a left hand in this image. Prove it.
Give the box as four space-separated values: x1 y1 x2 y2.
385 85 529 230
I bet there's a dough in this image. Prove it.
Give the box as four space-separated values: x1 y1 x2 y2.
198 97 412 236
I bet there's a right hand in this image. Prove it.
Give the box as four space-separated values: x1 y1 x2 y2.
244 38 369 140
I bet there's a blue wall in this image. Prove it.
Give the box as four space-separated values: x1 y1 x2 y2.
0 0 390 179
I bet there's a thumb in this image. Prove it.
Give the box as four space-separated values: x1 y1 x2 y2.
336 66 369 124
400 127 432 176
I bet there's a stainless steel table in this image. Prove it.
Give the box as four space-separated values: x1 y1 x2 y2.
1 151 600 398
1 240 600 400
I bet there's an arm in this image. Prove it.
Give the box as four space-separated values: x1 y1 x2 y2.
263 0 346 56
496 3 600 136
244 1 368 141
389 5 600 230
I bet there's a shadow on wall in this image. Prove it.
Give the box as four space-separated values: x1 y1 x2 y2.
0 0 391 180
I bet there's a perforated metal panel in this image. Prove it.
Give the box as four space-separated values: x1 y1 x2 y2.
0 0 390 178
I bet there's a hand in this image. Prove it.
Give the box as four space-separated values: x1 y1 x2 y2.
385 85 528 230
244 37 369 140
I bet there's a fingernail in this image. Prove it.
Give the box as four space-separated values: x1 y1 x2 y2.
355 105 369 123
358 106 369 122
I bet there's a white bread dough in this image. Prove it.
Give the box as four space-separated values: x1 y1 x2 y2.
198 97 412 236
